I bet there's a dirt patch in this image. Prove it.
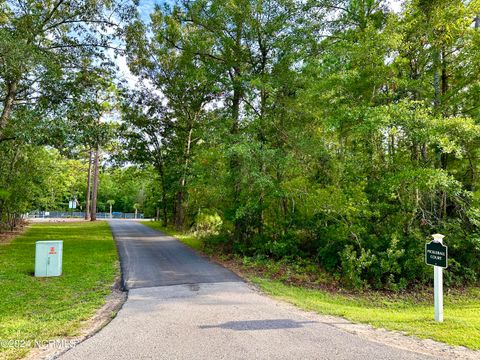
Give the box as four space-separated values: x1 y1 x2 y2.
25 278 127 360
27 218 94 223
0 222 28 244
202 251 476 303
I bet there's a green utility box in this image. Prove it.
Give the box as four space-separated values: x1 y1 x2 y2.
35 240 63 277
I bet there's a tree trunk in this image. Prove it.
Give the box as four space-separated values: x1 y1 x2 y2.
175 126 194 230
231 71 244 242
90 146 100 221
175 191 184 229
161 179 168 226
154 155 168 226
0 81 18 136
84 149 93 220
231 92 242 242
441 48 448 97
433 48 440 111
231 19 244 243
231 88 243 242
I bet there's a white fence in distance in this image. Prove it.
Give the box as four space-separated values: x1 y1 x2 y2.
26 211 144 219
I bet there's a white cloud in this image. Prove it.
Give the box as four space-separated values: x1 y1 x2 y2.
116 54 138 88
387 0 404 14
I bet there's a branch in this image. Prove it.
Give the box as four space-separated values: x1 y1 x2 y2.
42 43 124 52
0 136 17 144
43 19 121 33
41 0 66 28
243 97 262 118
162 34 226 63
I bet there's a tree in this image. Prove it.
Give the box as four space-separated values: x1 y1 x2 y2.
0 0 135 229
0 146 88 229
125 0 324 234
0 0 135 143
126 6 220 229
64 67 118 221
120 90 172 226
133 203 140 219
107 199 115 218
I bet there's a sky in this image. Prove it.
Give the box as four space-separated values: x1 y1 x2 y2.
136 0 404 20
138 0 160 22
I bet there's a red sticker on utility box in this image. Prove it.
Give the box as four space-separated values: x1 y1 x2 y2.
49 247 56 254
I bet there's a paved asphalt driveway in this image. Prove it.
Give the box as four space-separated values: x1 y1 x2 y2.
59 221 437 360
110 220 240 289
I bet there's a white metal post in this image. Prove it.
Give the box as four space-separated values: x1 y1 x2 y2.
434 264 443 322
432 234 444 322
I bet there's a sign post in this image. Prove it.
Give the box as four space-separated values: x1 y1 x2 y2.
68 198 77 210
68 198 77 218
425 234 448 322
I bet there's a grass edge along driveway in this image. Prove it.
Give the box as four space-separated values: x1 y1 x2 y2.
142 221 480 350
0 221 119 360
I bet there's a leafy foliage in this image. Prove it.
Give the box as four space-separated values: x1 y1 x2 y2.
0 0 136 227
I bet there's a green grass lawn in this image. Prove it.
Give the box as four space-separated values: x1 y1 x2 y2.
143 221 480 350
0 221 119 360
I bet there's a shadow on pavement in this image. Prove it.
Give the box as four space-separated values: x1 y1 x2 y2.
199 319 317 331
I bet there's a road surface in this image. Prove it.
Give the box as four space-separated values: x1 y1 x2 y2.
60 221 437 360
111 220 240 289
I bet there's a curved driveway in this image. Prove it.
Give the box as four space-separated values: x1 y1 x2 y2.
60 221 438 360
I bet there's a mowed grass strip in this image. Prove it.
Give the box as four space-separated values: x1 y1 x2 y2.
0 221 119 360
142 221 480 350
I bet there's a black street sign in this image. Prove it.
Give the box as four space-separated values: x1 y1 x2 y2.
425 241 448 268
